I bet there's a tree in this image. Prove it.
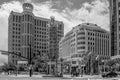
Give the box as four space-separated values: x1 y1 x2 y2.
18 65 25 71
1 63 17 72
8 63 17 71
106 60 116 71
33 54 48 73
1 63 9 72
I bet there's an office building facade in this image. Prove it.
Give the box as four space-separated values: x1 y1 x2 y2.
110 0 120 56
8 3 64 65
59 23 110 60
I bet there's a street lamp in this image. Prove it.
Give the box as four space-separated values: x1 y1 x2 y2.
101 60 106 73
60 58 63 77
90 55 93 75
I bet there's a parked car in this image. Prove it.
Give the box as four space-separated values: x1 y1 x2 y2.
102 71 118 78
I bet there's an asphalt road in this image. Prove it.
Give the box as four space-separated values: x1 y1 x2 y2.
0 75 120 80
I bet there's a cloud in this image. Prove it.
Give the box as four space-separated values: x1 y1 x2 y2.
60 0 109 31
0 0 109 64
0 1 22 65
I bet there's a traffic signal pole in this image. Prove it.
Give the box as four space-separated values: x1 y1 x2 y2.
0 44 33 77
0 44 41 77
0 50 28 60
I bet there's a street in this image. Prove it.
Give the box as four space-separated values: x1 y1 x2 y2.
0 74 120 80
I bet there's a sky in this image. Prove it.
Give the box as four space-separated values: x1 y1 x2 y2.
0 0 109 65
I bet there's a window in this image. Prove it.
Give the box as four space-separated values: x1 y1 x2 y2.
77 42 85 44
37 20 39 26
72 61 76 64
88 32 90 35
77 46 85 49
13 15 15 21
28 15 29 21
13 23 15 26
77 37 85 40
35 19 36 25
119 50 120 55
19 16 21 22
119 18 120 23
77 32 85 35
119 42 120 47
119 34 120 39
40 20 41 26
119 2 120 7
16 16 18 22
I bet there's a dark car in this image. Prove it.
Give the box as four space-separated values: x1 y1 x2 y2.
102 71 118 78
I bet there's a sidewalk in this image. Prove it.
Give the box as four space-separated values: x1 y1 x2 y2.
63 74 102 78
6 74 44 78
0 74 102 79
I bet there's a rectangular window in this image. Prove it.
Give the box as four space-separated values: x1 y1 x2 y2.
42 21 43 26
119 34 120 39
40 20 41 26
35 19 36 25
119 3 120 7
16 16 18 22
37 20 39 26
19 16 21 22
28 15 29 21
119 42 120 47
119 50 120 55
13 15 15 21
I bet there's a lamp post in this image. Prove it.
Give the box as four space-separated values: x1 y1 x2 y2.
60 58 63 77
90 55 93 75
101 60 105 73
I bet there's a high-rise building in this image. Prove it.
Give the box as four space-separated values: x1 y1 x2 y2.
8 3 64 65
110 0 120 56
48 16 64 61
59 23 110 60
